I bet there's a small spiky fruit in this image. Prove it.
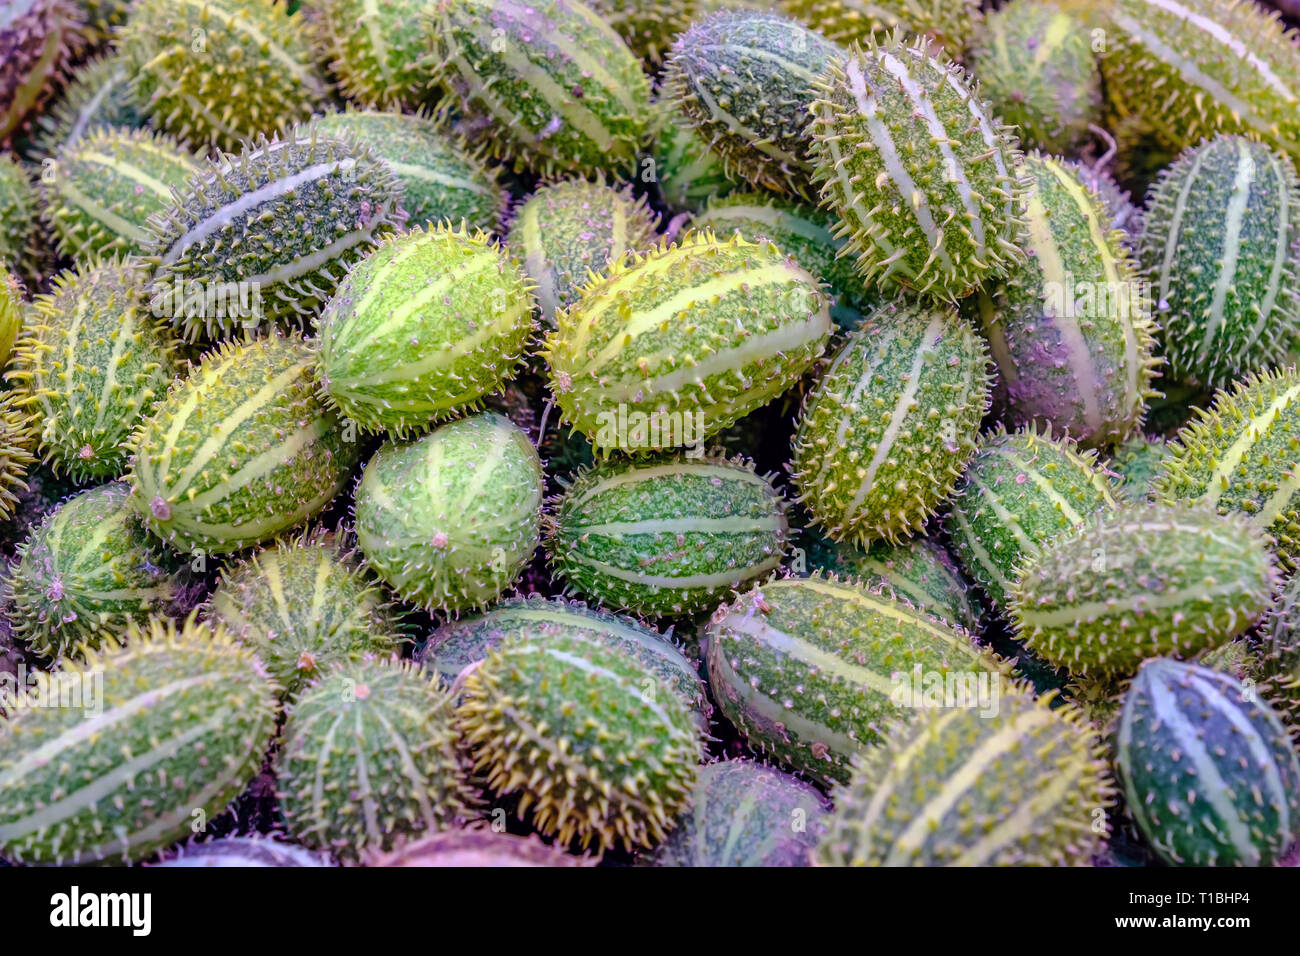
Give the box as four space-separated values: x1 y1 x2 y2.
156 837 335 867
506 179 660 325
818 688 1112 866
780 0 982 55
791 302 990 546
705 576 1008 784
1071 160 1144 245
1110 434 1170 503
547 456 787 617
0 265 22 369
0 615 278 865
545 232 831 452
968 2 1100 154
309 0 436 109
120 0 328 152
651 105 738 212
650 760 829 867
420 594 711 730
945 426 1117 608
966 154 1157 448
1259 574 1300 726
128 333 362 555
426 0 653 178
353 413 544 613
1116 657 1300 866
1153 368 1300 568
314 111 504 232
8 482 185 660
457 629 701 851
0 393 35 523
142 126 405 340
316 224 536 437
1102 0 1300 164
1 0 81 144
12 261 178 481
663 11 841 197
0 156 38 277
207 532 403 698
808 31 1028 300
589 0 746 66
1138 136 1300 387
32 54 142 155
368 828 593 867
277 656 477 864
1011 503 1278 678
40 127 199 265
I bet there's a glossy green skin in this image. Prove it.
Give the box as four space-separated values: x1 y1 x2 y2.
33 55 143 155
311 0 437 109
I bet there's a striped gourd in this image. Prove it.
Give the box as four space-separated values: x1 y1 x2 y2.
1110 434 1171 503
945 426 1118 609
965 154 1157 448
818 687 1112 866
808 31 1028 300
128 333 362 555
1012 502 1278 678
369 829 592 867
353 413 544 613
1102 0 1300 164
40 127 200 266
0 0 81 144
120 0 329 152
547 456 787 617
1117 657 1300 866
32 54 143 156
316 223 536 437
544 232 832 453
652 103 738 213
420 595 710 731
12 260 177 482
662 11 842 197
456 629 701 851
314 110 505 232
779 0 983 55
790 301 991 546
276 656 477 864
206 531 404 699
309 0 437 109
0 155 38 279
0 615 279 865
8 482 186 660
1153 368 1300 568
157 837 335 867
426 0 653 178
506 179 660 325
704 575 1008 784
1138 135 1300 387
142 125 405 340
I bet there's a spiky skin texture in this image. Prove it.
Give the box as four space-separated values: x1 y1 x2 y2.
0 265 22 370
456 629 701 852
1138 136 1300 388
32 54 142 156
692 192 879 330
1102 0 1300 165
662 11 841 198
790 302 991 546
0 463 73 554
420 594 711 731
965 154 1157 448
156 836 335 867
0 392 36 523
12 262 178 482
128 334 362 555
546 456 788 617
1259 574 1300 727
588 0 750 67
0 615 278 865
1012 503 1278 678
142 126 405 341
120 0 328 152
426 0 653 179
1111 434 1171 503
945 426 1117 609
39 127 200 266
1117 657 1300 866
968 2 1100 155
314 111 505 232
1153 368 1300 568
779 0 982 56
207 533 403 699
73 0 129 47
506 179 660 326
1070 161 1144 246
704 576 1008 784
0 0 81 144
818 688 1112 866
545 233 832 453
368 828 594 866
276 657 477 864
0 155 38 278
309 0 437 109
316 224 536 437
649 759 829 867
8 482 184 660
353 413 544 613
797 531 982 633
808 32 1028 301
652 107 738 213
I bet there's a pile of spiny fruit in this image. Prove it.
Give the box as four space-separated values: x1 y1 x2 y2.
0 0 1299 869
